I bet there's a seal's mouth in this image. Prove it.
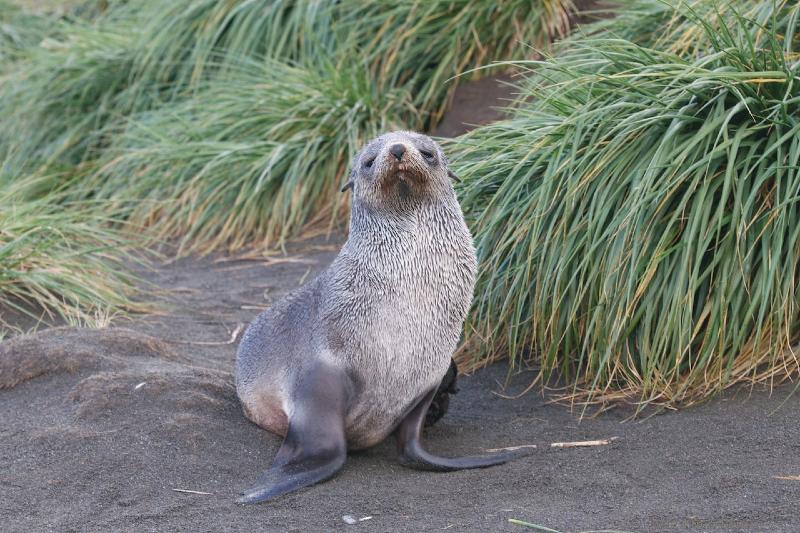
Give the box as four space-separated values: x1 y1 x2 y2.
375 142 431 197
382 157 426 188
394 161 419 182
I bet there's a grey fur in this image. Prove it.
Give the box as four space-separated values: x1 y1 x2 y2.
235 130 476 450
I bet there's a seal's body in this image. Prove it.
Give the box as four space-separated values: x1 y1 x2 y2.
235 131 526 504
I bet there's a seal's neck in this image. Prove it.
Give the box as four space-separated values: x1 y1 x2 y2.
347 193 461 245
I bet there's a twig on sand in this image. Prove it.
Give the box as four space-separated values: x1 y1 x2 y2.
165 323 244 345
237 299 270 307
172 488 212 495
342 515 373 524
215 256 315 272
485 438 619 453
508 518 636 532
774 475 800 481
484 444 538 453
507 519 561 531
170 286 200 293
213 253 312 264
550 437 619 448
298 267 312 285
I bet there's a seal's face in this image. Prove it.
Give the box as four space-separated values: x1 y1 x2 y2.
344 131 454 211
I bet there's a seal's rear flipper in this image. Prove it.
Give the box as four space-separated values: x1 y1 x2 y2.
395 387 531 471
424 358 459 428
237 364 349 504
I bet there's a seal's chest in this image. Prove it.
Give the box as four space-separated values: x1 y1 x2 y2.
363 278 462 387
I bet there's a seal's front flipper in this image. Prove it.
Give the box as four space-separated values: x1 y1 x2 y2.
395 387 531 471
237 364 349 504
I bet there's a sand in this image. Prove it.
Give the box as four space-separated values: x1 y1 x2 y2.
2 76 799 532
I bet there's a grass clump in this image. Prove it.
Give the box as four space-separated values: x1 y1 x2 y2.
0 19 141 176
79 0 576 128
0 0 55 67
128 0 340 94
336 0 575 126
583 0 797 57
0 1 138 173
0 0 576 174
0 0 311 177
0 180 137 333
83 59 415 252
0 0 576 335
453 3 800 408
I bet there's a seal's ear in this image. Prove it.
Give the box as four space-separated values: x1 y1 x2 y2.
341 167 355 193
447 169 461 183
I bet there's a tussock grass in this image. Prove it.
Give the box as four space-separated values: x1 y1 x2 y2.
0 179 137 332
0 0 55 67
0 0 574 178
83 59 415 252
583 0 796 57
0 20 140 176
336 0 575 126
128 0 339 93
0 0 575 333
453 3 800 408
83 0 575 127
0 1 136 173
0 0 301 176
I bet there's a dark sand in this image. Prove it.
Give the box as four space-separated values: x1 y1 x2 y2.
2 76 799 532
3 237 799 532
432 74 517 138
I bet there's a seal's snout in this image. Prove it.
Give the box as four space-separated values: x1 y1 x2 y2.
389 144 406 161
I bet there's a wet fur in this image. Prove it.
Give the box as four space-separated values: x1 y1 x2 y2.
235 131 476 449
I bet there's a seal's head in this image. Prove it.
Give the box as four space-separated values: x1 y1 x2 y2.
342 131 458 212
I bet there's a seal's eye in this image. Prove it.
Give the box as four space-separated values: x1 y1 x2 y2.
420 149 435 161
363 156 375 169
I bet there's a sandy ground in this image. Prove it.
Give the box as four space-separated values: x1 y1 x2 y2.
1 74 799 532
432 74 516 138
2 237 799 532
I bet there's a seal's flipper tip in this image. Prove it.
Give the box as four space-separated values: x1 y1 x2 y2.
236 363 349 504
236 491 264 505
236 450 347 504
398 442 532 472
397 385 531 472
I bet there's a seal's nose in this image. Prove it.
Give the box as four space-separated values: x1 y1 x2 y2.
389 144 406 161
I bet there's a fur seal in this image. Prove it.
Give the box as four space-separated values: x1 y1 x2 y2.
234 131 528 504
